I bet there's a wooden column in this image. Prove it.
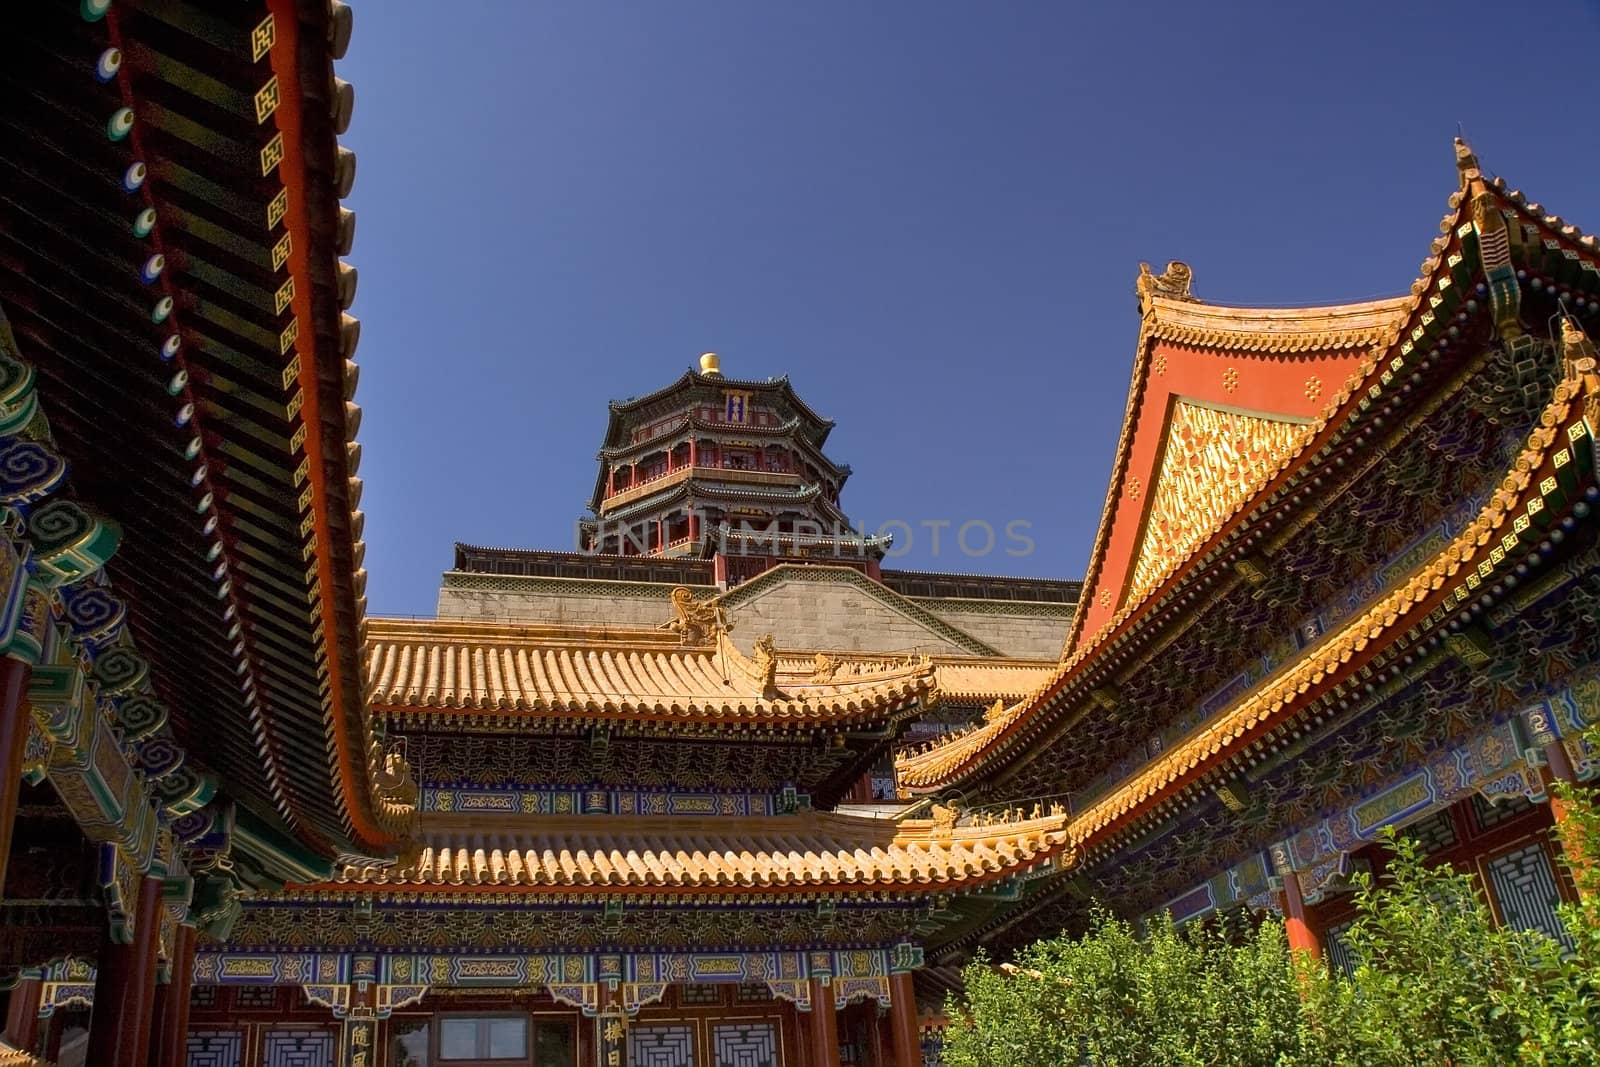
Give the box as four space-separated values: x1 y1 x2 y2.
87 874 162 1067
576 1005 598 1067
1280 870 1323 959
887 973 919 1067
149 923 197 1067
3 978 41 1054
1542 743 1591 894
337 984 378 1067
596 986 626 1067
0 656 33 897
807 978 840 1067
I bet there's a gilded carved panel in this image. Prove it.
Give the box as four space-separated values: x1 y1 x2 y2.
1127 400 1313 605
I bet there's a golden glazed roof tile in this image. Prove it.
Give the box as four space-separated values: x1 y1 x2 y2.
319 811 1071 891
1067 375 1592 850
1145 295 1411 353
366 618 938 723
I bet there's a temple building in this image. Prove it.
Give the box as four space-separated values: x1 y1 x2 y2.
1 3 1599 1067
438 351 1079 662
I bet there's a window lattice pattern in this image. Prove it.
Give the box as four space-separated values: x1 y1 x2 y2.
629 1025 695 1067
262 1029 335 1067
189 985 218 1009
1472 792 1534 831
185 1030 243 1067
735 982 773 1003
1324 919 1357 978
235 986 280 1010
1402 809 1457 854
1486 842 1573 949
680 983 722 1005
713 1023 777 1067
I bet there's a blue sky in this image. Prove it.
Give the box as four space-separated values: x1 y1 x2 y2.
342 0 1600 616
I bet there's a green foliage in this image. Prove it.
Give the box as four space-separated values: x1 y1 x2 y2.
943 909 1331 1067
945 773 1600 1067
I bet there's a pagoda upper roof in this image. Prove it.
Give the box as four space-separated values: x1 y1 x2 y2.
313 808 1071 893
588 386 851 513
895 142 1600 796
603 368 836 447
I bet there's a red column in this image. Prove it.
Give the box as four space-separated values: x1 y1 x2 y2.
4 978 41 1054
149 923 197 1067
576 1006 597 1067
88 874 162 1067
689 438 698 468
607 467 615 497
808 978 840 1067
0 656 33 897
887 973 919 1067
1280 870 1323 959
1542 743 1591 895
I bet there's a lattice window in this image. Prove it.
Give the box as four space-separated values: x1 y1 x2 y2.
185 1029 244 1067
735 981 773 1003
1401 809 1458 854
1324 919 1358 978
189 985 218 1009
261 1028 335 1067
713 1022 777 1067
1486 842 1573 949
630 1024 695 1067
1472 792 1535 831
680 982 722 1005
234 986 280 1010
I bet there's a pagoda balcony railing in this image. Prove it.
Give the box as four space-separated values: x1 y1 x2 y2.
600 465 802 511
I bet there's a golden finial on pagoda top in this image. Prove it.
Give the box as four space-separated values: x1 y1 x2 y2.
699 352 723 377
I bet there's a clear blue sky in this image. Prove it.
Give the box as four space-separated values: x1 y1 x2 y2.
342 0 1600 616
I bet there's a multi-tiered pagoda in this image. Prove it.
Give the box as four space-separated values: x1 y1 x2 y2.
581 352 878 575
441 353 1079 663
0 4 1598 1067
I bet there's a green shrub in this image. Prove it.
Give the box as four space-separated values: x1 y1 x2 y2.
945 775 1600 1067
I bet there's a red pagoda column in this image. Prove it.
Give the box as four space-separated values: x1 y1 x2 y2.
1280 870 1323 959
1541 742 1592 895
808 978 841 1067
149 923 197 1067
0 655 34 896
87 874 162 1067
688 438 698 469
887 973 919 1067
607 466 615 497
3 979 41 1054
